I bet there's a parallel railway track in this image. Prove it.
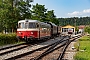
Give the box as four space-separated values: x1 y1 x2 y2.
0 39 52 60
6 36 66 60
29 35 82 60
0 34 82 60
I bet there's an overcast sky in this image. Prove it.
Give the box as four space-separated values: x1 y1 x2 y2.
31 0 90 18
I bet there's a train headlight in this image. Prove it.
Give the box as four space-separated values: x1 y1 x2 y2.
31 32 33 34
19 32 21 34
19 32 22 34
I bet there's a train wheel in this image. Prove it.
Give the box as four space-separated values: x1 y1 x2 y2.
24 36 30 43
25 38 29 43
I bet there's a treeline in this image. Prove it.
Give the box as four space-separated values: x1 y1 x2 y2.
0 0 59 33
58 17 90 26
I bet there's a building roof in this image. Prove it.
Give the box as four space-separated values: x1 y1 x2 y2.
62 25 75 28
78 25 85 29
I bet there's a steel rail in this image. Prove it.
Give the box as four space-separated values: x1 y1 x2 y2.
0 43 26 51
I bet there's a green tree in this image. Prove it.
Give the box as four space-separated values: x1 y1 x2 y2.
85 26 90 34
0 0 33 33
58 17 90 26
45 10 59 25
31 3 47 22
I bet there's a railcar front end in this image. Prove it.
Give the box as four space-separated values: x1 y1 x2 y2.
16 20 39 42
17 29 39 40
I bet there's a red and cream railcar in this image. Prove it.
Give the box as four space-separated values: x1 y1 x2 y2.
16 20 51 42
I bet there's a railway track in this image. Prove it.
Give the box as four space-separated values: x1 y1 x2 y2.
30 37 67 60
57 35 82 60
0 41 43 56
0 35 66 60
6 36 69 60
0 34 82 60
0 43 39 60
0 40 45 51
17 35 82 60
0 38 53 60
0 43 26 51
29 35 81 60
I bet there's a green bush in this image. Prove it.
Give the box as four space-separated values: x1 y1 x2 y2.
0 33 18 45
85 26 90 34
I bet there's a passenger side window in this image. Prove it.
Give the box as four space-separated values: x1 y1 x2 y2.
36 23 39 28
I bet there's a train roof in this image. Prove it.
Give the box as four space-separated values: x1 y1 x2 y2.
18 19 50 26
18 19 40 23
18 19 54 26
50 22 57 26
45 22 57 26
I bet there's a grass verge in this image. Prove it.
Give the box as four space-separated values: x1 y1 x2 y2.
74 35 90 60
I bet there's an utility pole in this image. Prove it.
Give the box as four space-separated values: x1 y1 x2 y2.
75 18 76 27
75 18 76 34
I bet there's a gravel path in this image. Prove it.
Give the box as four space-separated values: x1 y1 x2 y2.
63 34 82 60
63 42 76 60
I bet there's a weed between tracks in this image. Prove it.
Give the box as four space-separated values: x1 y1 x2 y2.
74 36 90 60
